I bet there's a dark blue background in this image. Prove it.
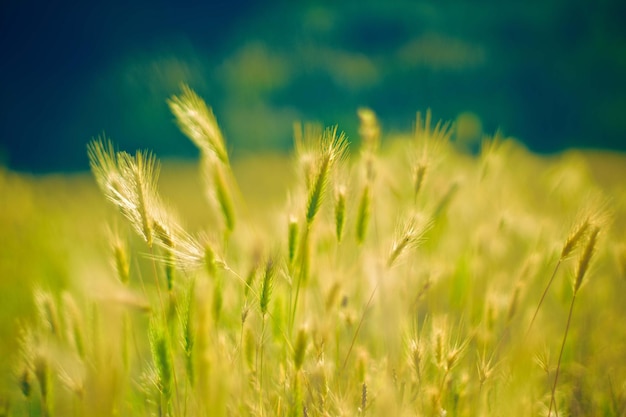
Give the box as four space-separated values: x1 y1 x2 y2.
2 0 625 172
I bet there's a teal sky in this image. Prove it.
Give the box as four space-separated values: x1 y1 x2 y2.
1 0 625 172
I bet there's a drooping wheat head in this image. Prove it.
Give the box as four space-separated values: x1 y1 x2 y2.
168 84 229 164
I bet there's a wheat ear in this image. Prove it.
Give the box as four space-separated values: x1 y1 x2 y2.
168 84 229 164
549 226 600 417
527 217 590 335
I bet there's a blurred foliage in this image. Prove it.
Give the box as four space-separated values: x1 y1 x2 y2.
2 0 626 171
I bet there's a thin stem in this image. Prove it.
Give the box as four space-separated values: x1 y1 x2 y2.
342 282 378 372
437 368 451 409
527 259 562 337
149 248 167 322
149 249 182 417
549 292 577 417
258 317 267 417
290 227 310 333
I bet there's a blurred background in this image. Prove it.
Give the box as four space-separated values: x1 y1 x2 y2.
1 0 626 173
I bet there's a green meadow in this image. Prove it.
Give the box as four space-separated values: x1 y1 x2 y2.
1 88 625 416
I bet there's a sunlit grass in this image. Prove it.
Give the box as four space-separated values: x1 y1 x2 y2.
1 89 626 416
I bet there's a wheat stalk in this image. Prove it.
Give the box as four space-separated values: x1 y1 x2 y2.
549 226 600 417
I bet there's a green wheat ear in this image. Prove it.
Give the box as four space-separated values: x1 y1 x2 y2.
153 220 176 291
305 126 348 226
34 289 60 337
334 185 347 243
149 318 173 402
287 215 299 265
211 161 236 232
62 292 85 359
355 184 371 244
178 281 196 386
259 255 277 317
109 227 131 285
573 226 600 293
293 326 309 372
169 85 239 236
168 84 229 164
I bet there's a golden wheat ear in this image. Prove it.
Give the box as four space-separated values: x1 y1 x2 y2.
528 198 610 335
88 138 162 247
387 212 432 268
526 216 590 335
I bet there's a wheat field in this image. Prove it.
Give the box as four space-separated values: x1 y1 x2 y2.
1 88 625 416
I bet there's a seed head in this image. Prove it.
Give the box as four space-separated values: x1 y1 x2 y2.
210 161 236 232
149 319 173 399
415 109 453 144
259 256 277 316
355 184 371 245
293 326 309 371
574 226 600 293
287 215 299 265
387 213 432 268
334 185 347 243
88 138 163 247
305 127 348 225
561 218 590 260
168 85 229 163
357 107 380 153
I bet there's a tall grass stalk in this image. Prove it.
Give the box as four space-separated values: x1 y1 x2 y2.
334 185 347 243
178 281 196 387
287 215 299 266
258 255 276 415
149 318 174 415
211 161 236 234
290 227 309 333
110 228 131 285
549 226 600 416
305 127 348 226
291 125 347 332
527 217 591 335
355 184 371 245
